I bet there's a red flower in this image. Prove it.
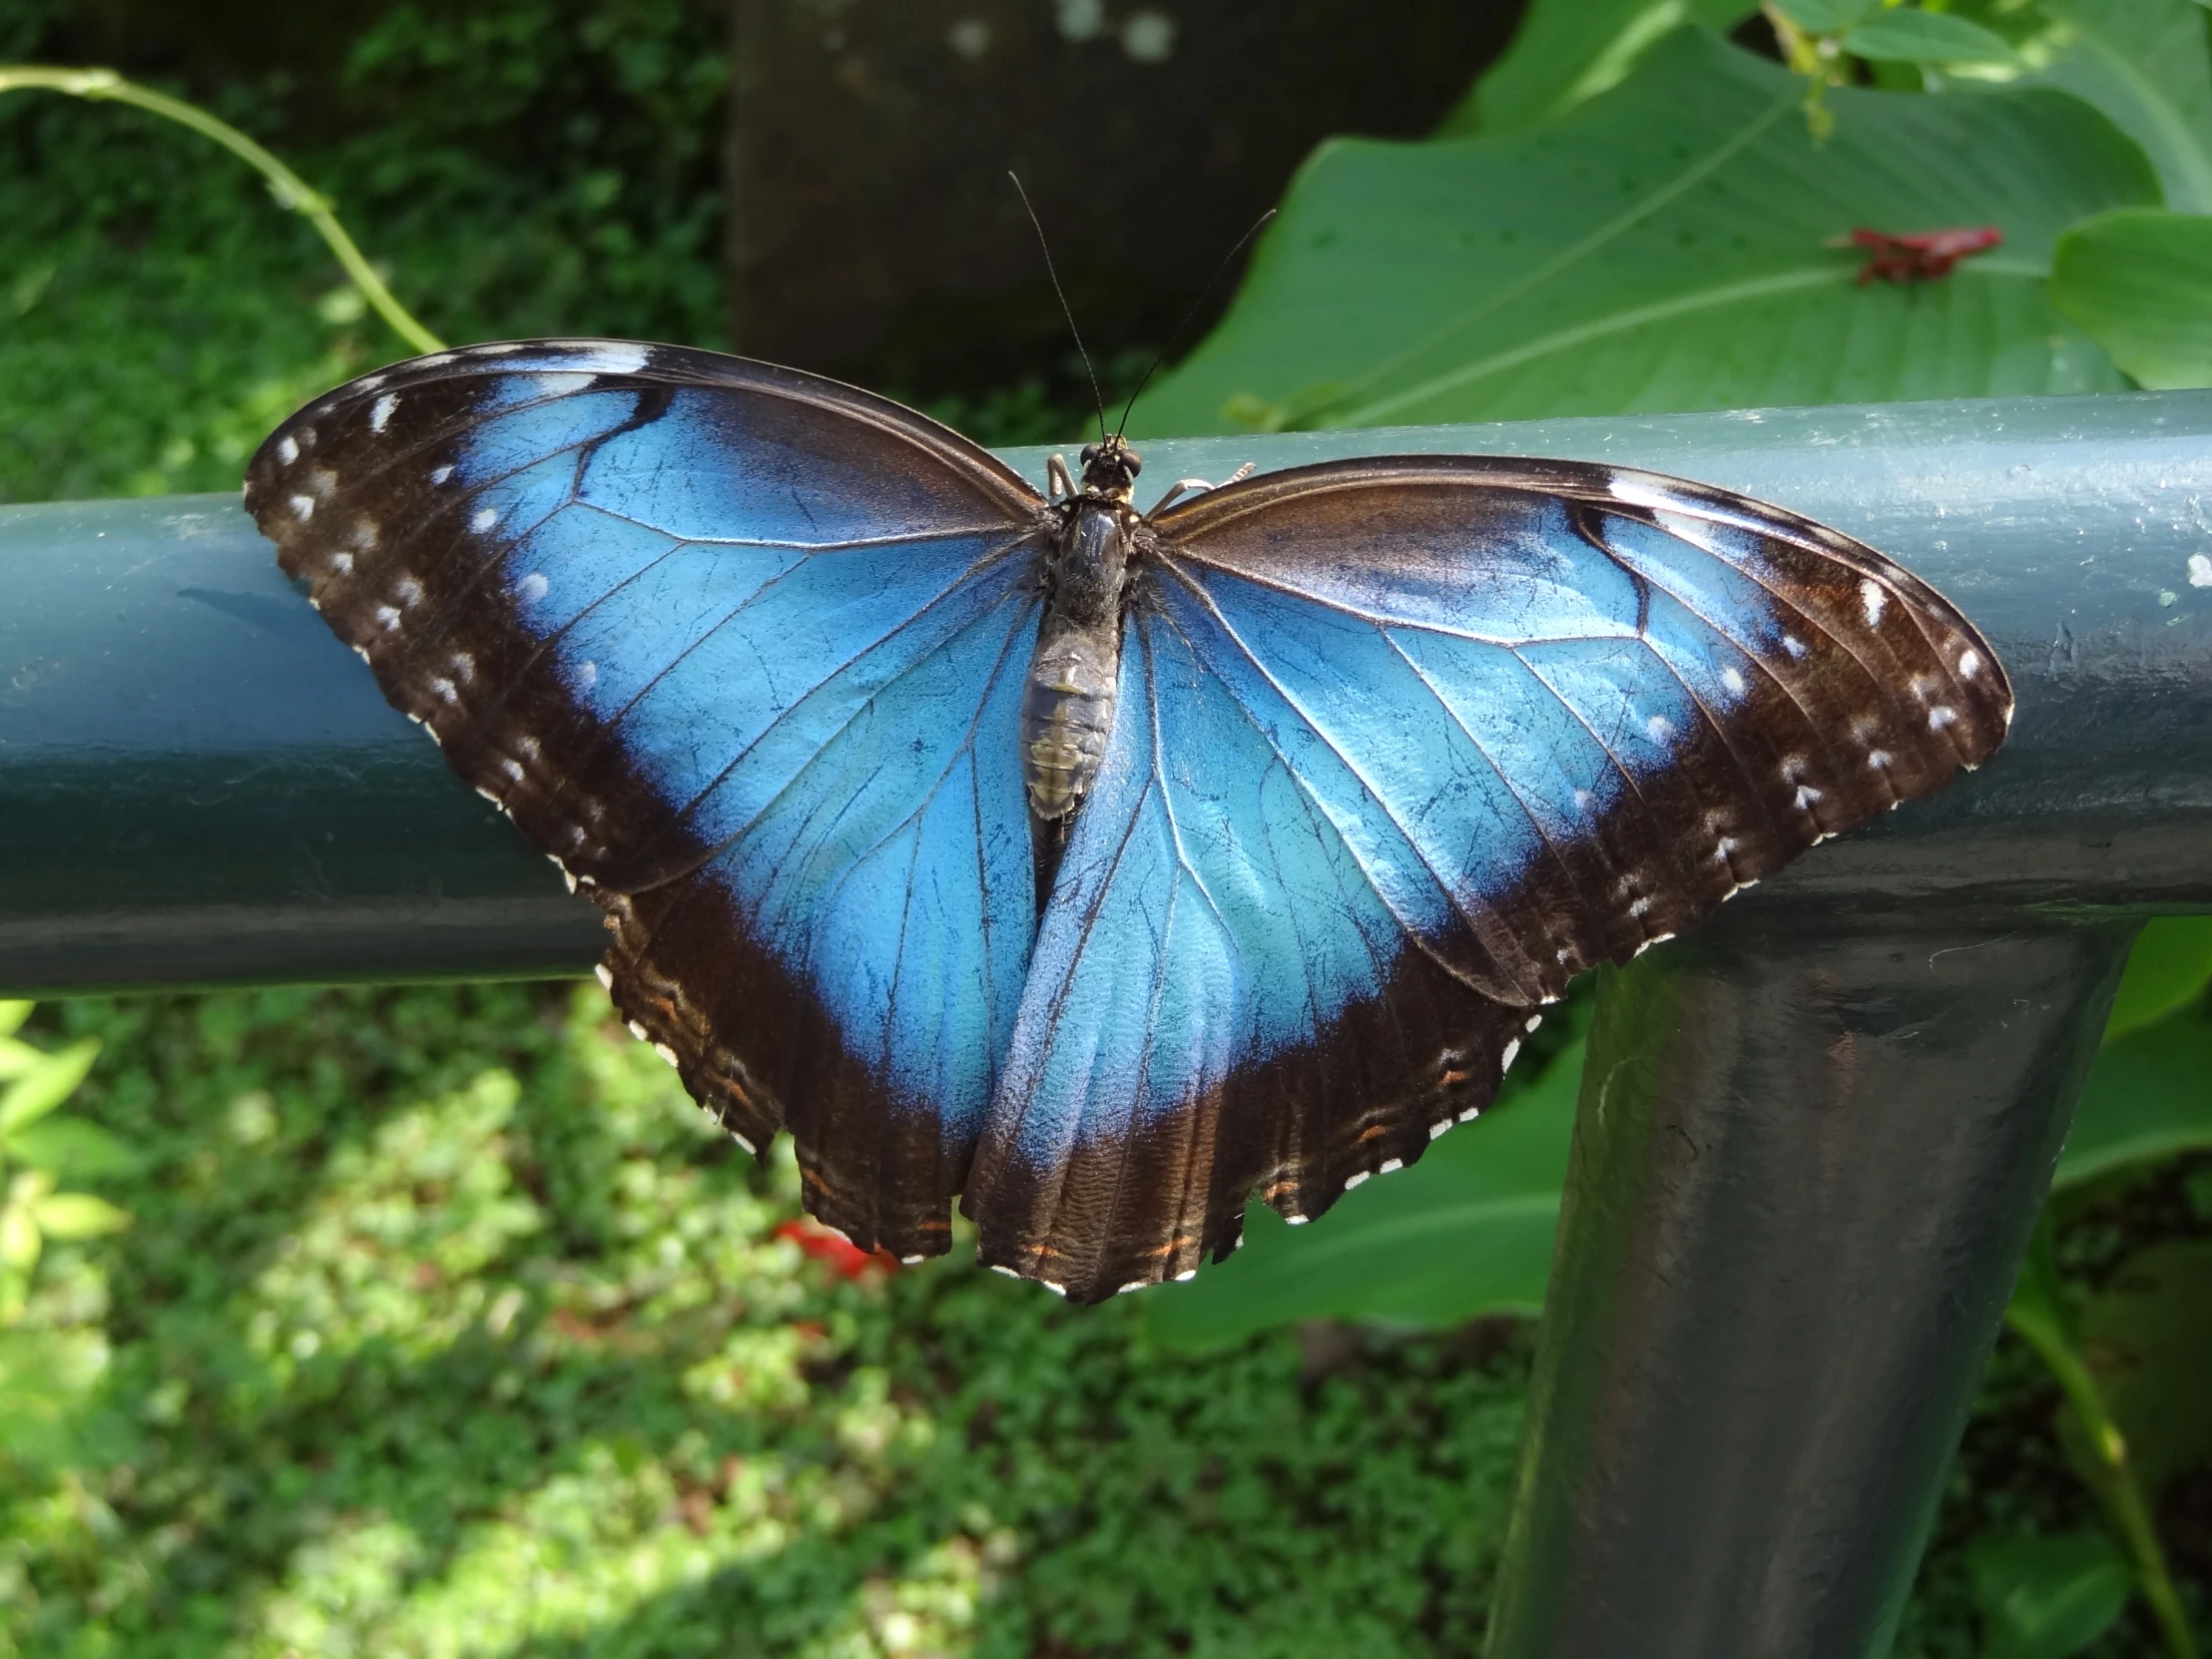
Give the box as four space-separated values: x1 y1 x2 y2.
774 1218 899 1280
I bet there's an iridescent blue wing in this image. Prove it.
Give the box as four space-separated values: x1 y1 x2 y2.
964 456 2009 1300
248 340 1049 1261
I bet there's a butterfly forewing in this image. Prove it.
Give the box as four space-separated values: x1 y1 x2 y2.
960 455 2009 1300
249 341 1052 1260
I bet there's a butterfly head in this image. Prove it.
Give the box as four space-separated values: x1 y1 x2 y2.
1078 436 1142 501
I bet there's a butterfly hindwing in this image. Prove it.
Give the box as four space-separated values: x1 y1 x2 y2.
249 341 1051 1259
963 456 2009 1301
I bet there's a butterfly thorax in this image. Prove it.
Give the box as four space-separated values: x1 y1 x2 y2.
1021 440 1142 828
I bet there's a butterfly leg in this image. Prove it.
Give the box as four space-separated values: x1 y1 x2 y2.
1146 461 1256 518
1046 453 1076 502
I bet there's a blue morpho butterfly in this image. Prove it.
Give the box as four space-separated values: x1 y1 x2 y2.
247 339 2011 1302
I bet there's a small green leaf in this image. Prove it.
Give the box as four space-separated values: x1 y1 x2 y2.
30 1192 131 1241
1968 1529 2132 1659
1775 0 1878 34
0 1201 41 1274
1841 10 2018 63
2050 209 2212 389
1145 1042 1582 1352
1447 1 1762 135
2 1116 140 1181
0 1002 28 1040
2104 916 2212 1040
2054 1007 2212 1191
2075 1240 2212 1493
0 1037 99 1138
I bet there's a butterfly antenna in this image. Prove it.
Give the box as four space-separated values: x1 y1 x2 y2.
1113 207 1276 439
1010 173 1108 444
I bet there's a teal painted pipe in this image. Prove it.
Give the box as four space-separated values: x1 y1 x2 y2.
4 391 2208 994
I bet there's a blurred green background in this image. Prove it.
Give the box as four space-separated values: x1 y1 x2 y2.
3 1 2211 1654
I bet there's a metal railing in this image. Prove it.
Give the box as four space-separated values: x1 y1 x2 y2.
5 391 2209 1657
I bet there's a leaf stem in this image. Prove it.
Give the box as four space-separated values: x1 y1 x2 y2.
2007 1233 2202 1659
0 65 445 354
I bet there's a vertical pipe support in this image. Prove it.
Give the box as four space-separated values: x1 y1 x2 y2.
1483 905 2139 1658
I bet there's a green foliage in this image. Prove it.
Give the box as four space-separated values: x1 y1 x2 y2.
2051 210 2212 388
1135 29 2149 437
0 987 1534 1656
0 0 727 505
1971 1529 2135 1659
2028 0 2212 215
1436 0 1758 136
2105 919 2212 1043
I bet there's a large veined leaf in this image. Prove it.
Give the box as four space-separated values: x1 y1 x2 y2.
1438 0 1759 135
2052 1006 2212 1191
1133 28 2155 437
1142 1043 1583 1353
2050 209 2212 388
1967 1530 2133 1659
2102 915 2212 1040
2031 0 2212 214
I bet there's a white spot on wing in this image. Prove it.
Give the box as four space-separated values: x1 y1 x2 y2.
1117 1281 1148 1296
369 392 399 433
471 506 501 533
1720 666 1746 697
1172 1268 1197 1283
373 604 401 631
289 494 314 521
652 1042 679 1067
1378 1158 1402 1174
430 464 454 485
1795 784 1823 810
1428 1121 1451 1140
1525 1013 1544 1032
1627 895 1651 917
1344 1171 1371 1191
1501 1038 1521 1073
1783 634 1807 660
730 1132 757 1155
1286 1215 1309 1226
1860 579 1888 627
276 435 298 465
1958 649 1982 679
626 1020 649 1040
329 551 353 575
517 571 549 602
1929 706 1956 731
1646 714 1675 743
989 1264 1020 1278
594 963 613 990
1868 749 1892 770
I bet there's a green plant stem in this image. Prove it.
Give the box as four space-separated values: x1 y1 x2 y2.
0 65 445 354
2006 1296 2203 1659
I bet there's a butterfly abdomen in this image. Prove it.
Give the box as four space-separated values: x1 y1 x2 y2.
1022 501 1132 822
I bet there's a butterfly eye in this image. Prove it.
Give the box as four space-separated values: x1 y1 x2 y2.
1079 443 1101 466
1121 450 1141 478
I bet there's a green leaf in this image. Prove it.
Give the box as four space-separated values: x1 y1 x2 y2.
1135 31 2152 437
2075 1240 2212 1492
1144 1042 1582 1353
0 1329 110 1462
2049 209 2212 388
2033 0 2212 214
0 1002 28 1040
0 1037 99 1139
1840 11 2017 64
1442 0 1761 136
1968 1529 2133 1659
2104 915 2212 1040
1776 0 1880 34
29 1191 131 1241
3 1116 142 1181
2052 1007 2212 1191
